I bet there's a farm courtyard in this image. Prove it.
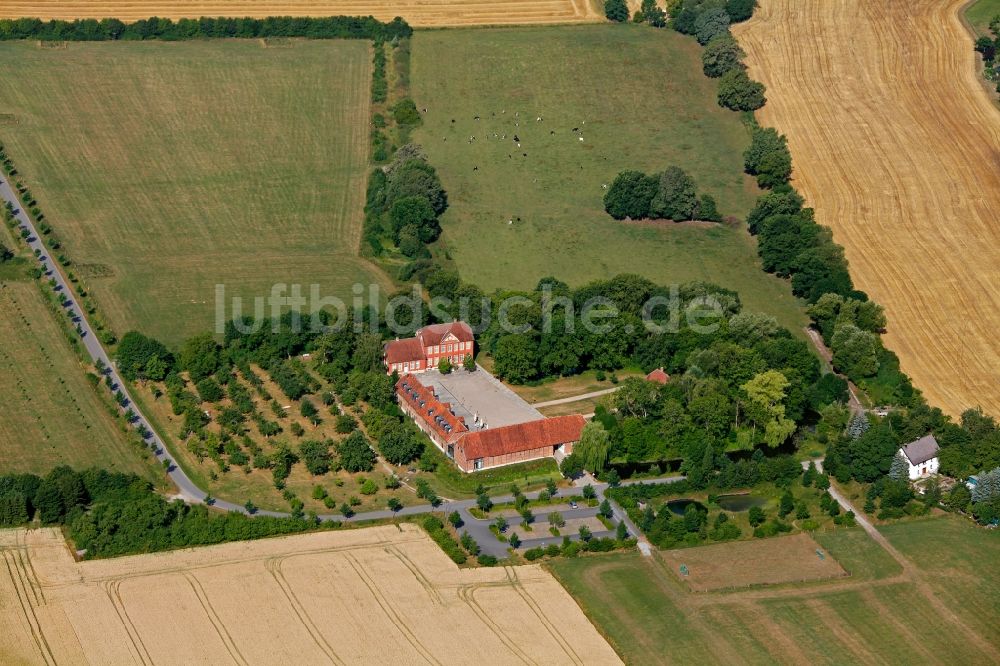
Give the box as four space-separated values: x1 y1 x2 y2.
410 25 807 333
0 40 387 346
0 524 620 665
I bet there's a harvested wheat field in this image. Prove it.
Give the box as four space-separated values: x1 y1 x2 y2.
659 532 847 592
735 0 1000 417
0 524 620 665
0 0 602 26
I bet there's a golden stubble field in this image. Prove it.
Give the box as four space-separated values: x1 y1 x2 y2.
0 0 602 26
0 524 621 665
735 0 1000 417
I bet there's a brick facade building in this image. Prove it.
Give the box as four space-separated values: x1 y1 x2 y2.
396 374 584 473
384 322 475 375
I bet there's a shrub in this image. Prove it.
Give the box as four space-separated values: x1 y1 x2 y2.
524 547 545 561
391 98 422 127
604 0 629 22
419 516 468 562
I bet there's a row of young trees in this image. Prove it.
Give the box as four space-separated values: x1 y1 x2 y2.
0 16 412 42
603 166 721 222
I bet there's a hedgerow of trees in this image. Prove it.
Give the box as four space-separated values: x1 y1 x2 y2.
0 16 412 42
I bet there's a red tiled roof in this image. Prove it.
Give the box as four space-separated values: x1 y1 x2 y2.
458 415 585 460
396 375 467 443
385 337 425 365
418 321 474 346
646 368 670 384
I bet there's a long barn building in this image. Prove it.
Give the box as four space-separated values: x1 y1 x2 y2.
396 374 584 473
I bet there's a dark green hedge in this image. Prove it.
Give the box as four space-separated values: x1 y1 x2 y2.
0 15 411 42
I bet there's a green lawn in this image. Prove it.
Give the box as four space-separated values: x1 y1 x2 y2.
410 25 806 333
966 0 1000 36
0 40 387 346
550 518 999 664
0 278 159 481
882 516 1000 653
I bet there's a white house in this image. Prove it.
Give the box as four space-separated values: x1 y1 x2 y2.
899 434 940 480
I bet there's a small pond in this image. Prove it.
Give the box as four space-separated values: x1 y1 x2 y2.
665 499 706 516
716 494 767 512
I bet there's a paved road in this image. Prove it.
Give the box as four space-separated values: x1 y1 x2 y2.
531 386 619 408
0 174 220 508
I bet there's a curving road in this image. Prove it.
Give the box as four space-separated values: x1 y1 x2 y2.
1 171 684 556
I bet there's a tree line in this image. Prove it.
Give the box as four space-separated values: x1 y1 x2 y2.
973 15 1000 95
0 467 331 558
0 16 412 42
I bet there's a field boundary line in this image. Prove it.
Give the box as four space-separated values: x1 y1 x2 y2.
264 555 345 665
456 584 535 665
505 566 583 666
385 545 444 606
344 551 441 665
3 549 56 666
803 597 881 666
101 579 154 665
183 572 250 666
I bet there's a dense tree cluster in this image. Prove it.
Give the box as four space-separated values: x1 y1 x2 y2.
0 16 412 42
0 241 12 263
364 143 447 258
0 467 330 557
608 457 801 547
604 166 721 222
716 68 766 111
116 331 173 381
416 272 851 466
633 0 667 27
